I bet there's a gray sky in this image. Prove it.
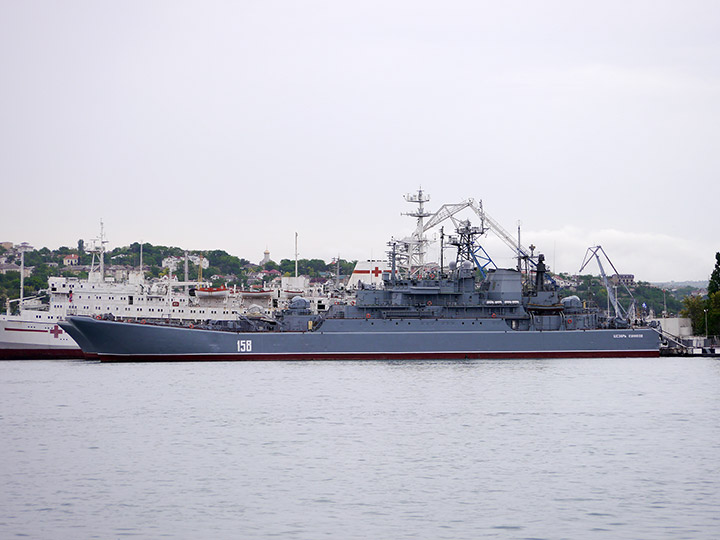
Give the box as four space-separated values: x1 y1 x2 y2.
1 1 718 282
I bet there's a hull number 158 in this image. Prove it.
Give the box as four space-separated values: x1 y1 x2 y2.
237 340 253 352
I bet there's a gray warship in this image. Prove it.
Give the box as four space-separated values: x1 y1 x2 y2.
60 207 661 361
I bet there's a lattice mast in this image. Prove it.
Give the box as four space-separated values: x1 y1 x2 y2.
446 220 495 277
401 188 431 276
87 220 108 281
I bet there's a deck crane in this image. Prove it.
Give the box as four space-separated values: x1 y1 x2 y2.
397 190 544 279
579 246 636 322
422 198 537 267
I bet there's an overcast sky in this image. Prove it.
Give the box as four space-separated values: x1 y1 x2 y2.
1 1 718 282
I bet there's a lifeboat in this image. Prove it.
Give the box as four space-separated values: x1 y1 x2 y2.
239 289 273 298
194 286 229 299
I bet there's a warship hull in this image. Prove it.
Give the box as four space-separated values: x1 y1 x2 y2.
61 316 660 362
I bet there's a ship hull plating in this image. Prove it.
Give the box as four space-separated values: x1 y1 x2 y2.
62 316 660 363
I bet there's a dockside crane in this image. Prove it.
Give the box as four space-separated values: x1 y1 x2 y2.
421 198 539 269
579 246 636 322
397 190 545 280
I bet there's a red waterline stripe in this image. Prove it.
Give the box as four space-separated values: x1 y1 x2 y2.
4 327 48 333
97 349 660 363
0 348 84 360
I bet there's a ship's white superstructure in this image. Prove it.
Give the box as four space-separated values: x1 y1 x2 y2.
0 269 255 359
1 261 349 360
1 226 250 359
346 260 392 289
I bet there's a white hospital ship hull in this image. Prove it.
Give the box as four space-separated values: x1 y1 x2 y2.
0 316 81 359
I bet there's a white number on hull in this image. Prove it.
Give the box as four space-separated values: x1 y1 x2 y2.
237 339 253 352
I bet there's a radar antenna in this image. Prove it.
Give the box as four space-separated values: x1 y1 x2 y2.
446 220 496 277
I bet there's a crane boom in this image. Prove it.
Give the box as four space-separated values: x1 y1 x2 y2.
579 245 636 320
421 198 535 264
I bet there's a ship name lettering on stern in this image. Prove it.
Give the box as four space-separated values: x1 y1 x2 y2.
237 339 253 352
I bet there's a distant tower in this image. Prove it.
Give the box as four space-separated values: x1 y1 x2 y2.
260 248 271 266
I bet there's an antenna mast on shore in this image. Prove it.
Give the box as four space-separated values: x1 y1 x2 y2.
294 232 299 278
17 242 33 310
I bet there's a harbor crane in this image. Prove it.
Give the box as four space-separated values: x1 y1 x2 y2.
423 199 535 265
579 245 637 322
397 190 539 277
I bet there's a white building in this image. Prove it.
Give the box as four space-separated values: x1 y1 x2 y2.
0 263 33 277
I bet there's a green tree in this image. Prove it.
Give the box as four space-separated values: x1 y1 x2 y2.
708 292 720 337
77 239 87 265
279 259 296 275
338 259 356 277
681 295 707 335
709 252 720 296
23 250 45 267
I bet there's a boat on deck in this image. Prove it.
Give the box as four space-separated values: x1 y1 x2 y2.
194 286 230 298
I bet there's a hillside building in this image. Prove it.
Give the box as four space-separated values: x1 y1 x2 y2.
63 254 79 266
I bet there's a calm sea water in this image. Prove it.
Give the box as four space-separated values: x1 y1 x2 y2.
1 357 719 540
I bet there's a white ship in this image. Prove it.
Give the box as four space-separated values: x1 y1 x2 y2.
1 228 251 359
1 269 262 360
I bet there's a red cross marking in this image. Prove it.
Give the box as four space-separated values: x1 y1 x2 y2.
49 324 63 338
371 267 382 277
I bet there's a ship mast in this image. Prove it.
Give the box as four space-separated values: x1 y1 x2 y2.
100 220 105 279
184 251 189 294
401 187 431 277
335 254 340 288
17 242 33 311
386 240 398 285
294 232 299 278
88 220 108 283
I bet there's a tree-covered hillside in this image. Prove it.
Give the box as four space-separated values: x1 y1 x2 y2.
1 241 357 307
559 275 686 317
